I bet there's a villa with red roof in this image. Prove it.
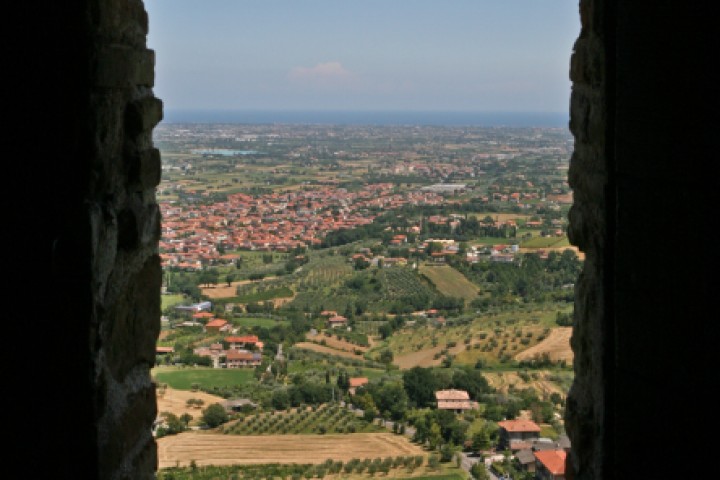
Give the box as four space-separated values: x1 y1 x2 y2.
497 419 541 451
204 318 230 334
225 335 261 350
348 377 369 395
225 349 262 368
533 449 567 480
327 315 348 328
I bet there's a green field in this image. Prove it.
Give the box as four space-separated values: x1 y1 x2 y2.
520 235 571 248
161 293 186 311
152 366 255 390
229 286 295 304
233 316 289 328
418 265 480 303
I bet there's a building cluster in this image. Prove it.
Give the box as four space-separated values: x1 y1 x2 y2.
159 183 446 270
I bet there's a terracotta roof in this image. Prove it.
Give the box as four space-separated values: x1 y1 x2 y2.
435 389 470 400
225 335 259 343
534 450 566 475
156 346 174 353
498 419 542 433
226 350 259 361
206 319 228 327
349 377 369 387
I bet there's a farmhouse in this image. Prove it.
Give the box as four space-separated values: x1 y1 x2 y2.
348 377 369 395
327 315 348 328
192 311 215 322
497 419 542 451
533 449 567 480
225 335 261 350
225 349 262 368
204 318 230 333
435 389 478 413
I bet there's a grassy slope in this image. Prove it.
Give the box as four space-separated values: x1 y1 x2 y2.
418 265 480 303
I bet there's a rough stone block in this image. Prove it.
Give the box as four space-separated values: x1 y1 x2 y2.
125 97 163 136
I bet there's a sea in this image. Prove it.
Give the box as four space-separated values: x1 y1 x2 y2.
161 109 569 128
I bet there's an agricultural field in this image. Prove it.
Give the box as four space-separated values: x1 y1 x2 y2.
418 265 480 303
152 366 256 391
156 432 428 469
388 306 570 366
519 235 572 248
232 316 289 328
157 463 467 480
221 403 385 435
161 293 186 311
156 386 227 423
293 342 366 361
481 370 572 398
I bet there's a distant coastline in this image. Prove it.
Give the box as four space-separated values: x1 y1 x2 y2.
161 109 569 128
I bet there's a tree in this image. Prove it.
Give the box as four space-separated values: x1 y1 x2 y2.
336 370 350 392
402 366 438 408
428 422 443 450
201 403 229 428
379 349 394 365
439 443 456 462
156 412 186 437
179 413 193 427
470 462 490 480
471 428 491 453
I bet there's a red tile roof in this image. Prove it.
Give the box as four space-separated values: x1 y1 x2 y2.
206 319 228 328
534 450 567 475
497 419 541 433
225 335 259 344
349 377 369 387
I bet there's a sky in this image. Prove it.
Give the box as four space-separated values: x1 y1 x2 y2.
144 0 580 114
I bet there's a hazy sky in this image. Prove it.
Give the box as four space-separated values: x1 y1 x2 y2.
144 0 580 113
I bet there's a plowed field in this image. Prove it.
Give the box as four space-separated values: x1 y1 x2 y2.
156 432 426 468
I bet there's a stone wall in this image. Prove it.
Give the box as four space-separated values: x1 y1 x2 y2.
7 1 162 479
89 2 162 478
565 0 607 478
564 2 716 479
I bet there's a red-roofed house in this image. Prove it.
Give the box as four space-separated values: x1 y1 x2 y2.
225 335 260 350
327 315 348 328
497 419 541 450
435 389 478 413
156 346 174 355
225 350 262 368
204 318 230 333
534 449 567 480
192 311 215 322
348 377 369 395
